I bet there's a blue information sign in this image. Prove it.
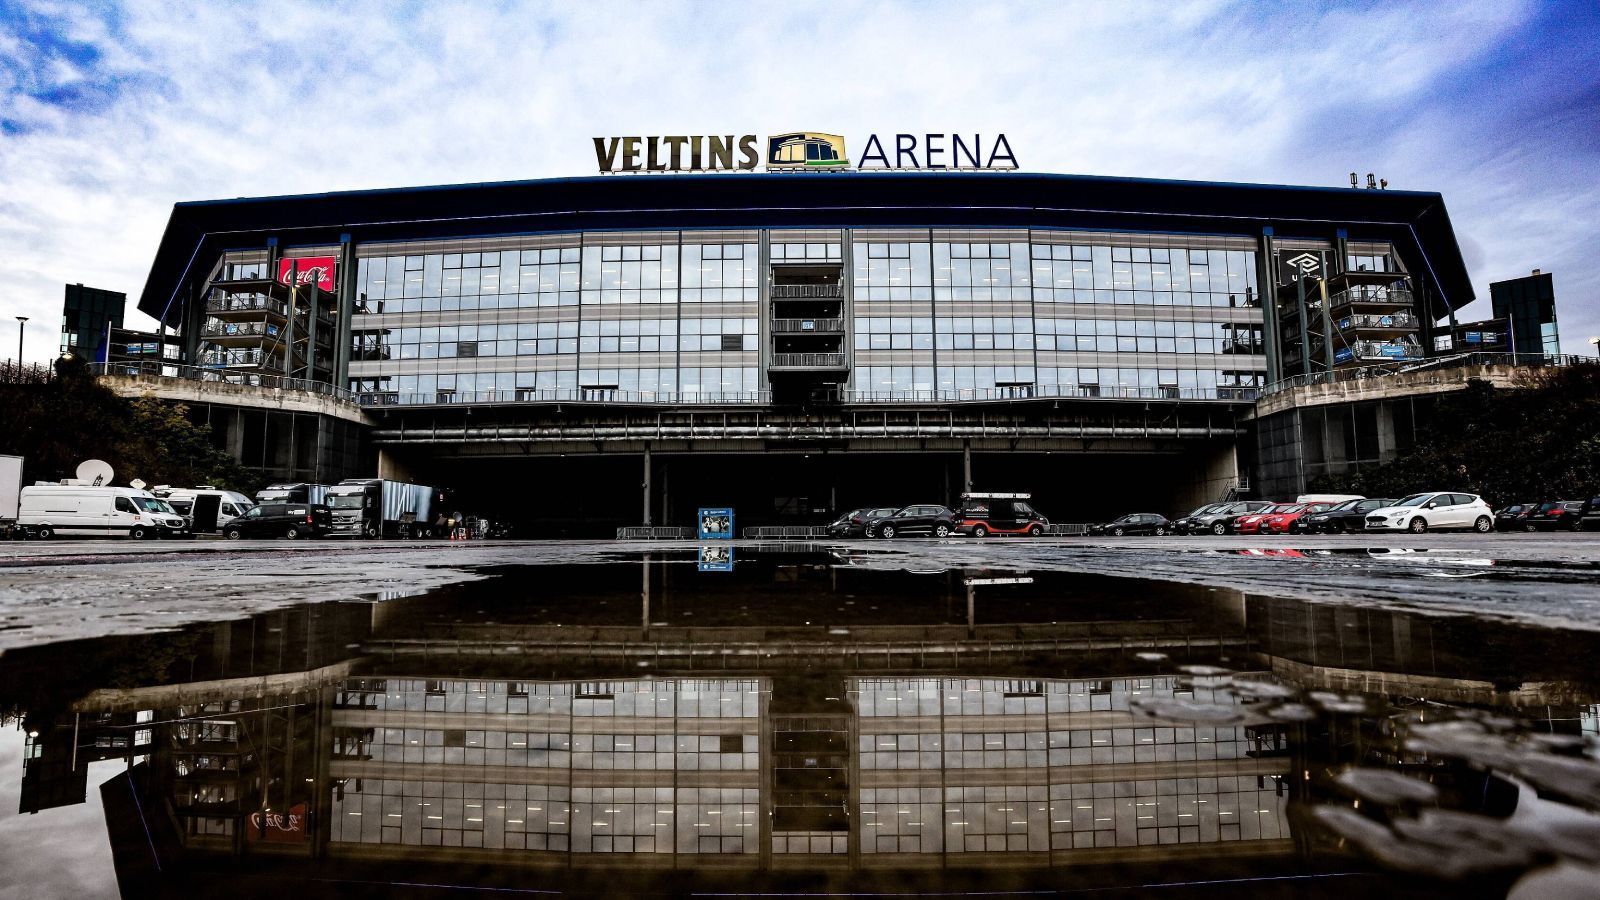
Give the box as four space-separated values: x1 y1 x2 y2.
697 507 734 540
697 545 734 571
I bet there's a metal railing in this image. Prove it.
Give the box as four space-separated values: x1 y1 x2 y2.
1261 351 1600 396
359 388 773 407
772 284 843 299
198 349 281 368
0 359 56 385
840 384 1259 403
616 526 696 540
771 318 844 333
91 361 357 402
743 525 831 538
201 322 282 339
1330 286 1413 309
1336 312 1418 331
770 352 847 368
206 296 287 316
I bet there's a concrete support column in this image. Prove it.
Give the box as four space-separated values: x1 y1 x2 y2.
335 234 356 389
962 441 972 493
1375 401 1398 462
642 445 653 526
377 448 412 481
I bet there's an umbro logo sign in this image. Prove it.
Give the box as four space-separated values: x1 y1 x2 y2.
1284 253 1321 274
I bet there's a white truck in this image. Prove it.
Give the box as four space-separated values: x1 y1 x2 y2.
1 455 22 538
18 484 190 539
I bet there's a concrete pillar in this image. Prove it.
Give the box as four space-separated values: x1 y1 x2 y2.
377 448 412 481
1173 441 1239 511
1375 401 1398 462
642 445 653 526
962 441 972 493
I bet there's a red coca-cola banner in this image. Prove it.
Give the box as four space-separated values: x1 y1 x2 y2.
277 256 338 292
248 802 309 843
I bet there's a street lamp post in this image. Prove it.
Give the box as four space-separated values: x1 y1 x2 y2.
14 316 26 366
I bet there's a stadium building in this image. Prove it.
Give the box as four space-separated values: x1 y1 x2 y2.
130 168 1475 532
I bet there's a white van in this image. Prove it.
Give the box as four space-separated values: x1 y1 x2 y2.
154 486 255 533
18 484 190 539
1296 493 1365 505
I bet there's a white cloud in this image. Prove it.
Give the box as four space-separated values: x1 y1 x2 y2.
1 0 1596 360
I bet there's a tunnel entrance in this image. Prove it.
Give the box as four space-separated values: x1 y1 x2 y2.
411 444 1237 537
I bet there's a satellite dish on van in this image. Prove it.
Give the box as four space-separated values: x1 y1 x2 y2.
76 459 115 487
130 478 148 490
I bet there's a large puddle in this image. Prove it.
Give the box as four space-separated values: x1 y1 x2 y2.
0 548 1596 897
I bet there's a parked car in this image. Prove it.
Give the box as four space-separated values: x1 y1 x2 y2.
222 502 333 539
1189 500 1274 535
1294 498 1396 534
954 494 1049 537
1092 513 1171 536
1170 502 1232 535
1493 503 1537 532
1580 495 1600 532
1364 493 1494 534
871 505 958 538
1231 503 1301 535
1258 502 1332 534
19 484 189 539
828 506 899 538
1523 500 1586 532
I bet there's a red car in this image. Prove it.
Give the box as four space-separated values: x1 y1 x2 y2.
1260 502 1331 534
1232 503 1301 534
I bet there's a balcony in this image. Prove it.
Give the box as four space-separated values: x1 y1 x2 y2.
206 296 288 318
1329 286 1415 311
1335 312 1419 333
770 352 847 370
772 284 843 299
198 348 283 370
201 321 283 344
771 317 844 334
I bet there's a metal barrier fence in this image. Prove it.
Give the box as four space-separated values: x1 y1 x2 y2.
615 526 696 540
742 525 831 538
90 361 357 403
1045 523 1092 535
0 359 55 385
1261 352 1600 396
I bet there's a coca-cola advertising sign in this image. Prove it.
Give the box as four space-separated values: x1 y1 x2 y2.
247 803 309 843
277 256 337 292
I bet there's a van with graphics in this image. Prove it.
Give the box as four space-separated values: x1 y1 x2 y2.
19 484 189 539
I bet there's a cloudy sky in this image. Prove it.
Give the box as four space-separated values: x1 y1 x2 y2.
1 0 1596 361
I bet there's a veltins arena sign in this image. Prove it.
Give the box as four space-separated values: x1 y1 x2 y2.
592 131 1017 173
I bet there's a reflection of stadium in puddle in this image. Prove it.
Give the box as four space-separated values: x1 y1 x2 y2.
0 549 1596 896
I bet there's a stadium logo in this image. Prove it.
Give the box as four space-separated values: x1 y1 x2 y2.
592 132 1018 173
766 132 849 170
1284 252 1321 275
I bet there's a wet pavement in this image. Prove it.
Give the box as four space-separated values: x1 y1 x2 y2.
0 540 1596 897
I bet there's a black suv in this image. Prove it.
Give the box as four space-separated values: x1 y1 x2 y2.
1294 498 1396 534
871 505 958 538
223 503 332 539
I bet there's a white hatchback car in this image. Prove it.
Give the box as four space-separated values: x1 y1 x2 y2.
1363 492 1494 534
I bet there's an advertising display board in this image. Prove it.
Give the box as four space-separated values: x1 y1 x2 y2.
697 507 734 540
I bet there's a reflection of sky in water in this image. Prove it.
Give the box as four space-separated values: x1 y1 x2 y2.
0 728 120 900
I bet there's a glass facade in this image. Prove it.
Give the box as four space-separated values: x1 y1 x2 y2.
342 229 1267 404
